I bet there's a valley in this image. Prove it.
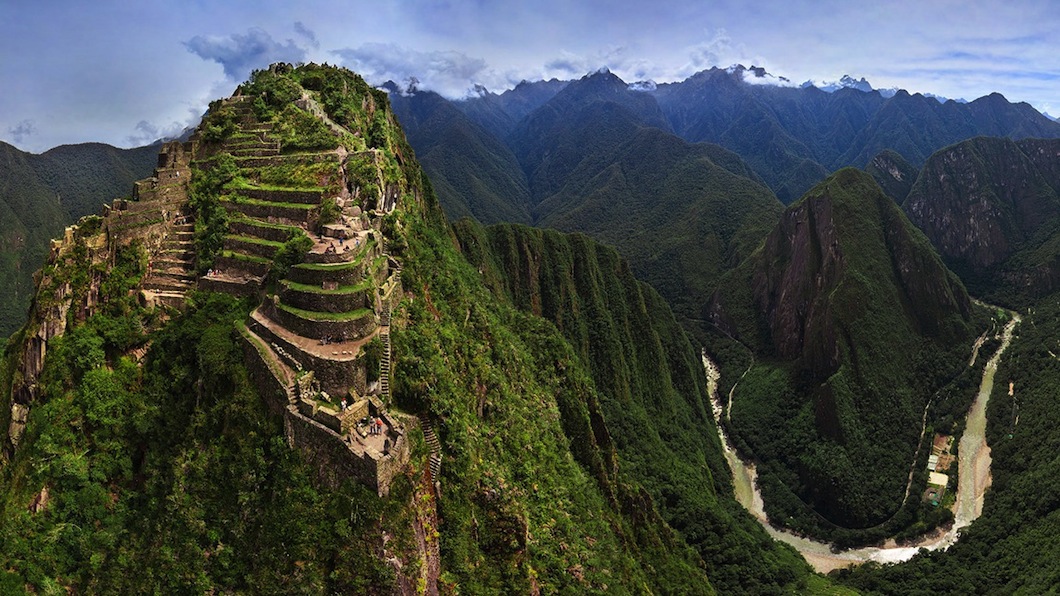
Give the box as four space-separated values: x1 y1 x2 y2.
705 310 1019 572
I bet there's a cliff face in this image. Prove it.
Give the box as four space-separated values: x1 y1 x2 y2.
730 168 970 378
866 148 917 203
708 168 974 529
751 191 844 377
904 137 1060 272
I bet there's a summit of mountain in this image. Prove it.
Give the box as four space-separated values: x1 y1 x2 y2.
384 85 533 224
454 77 568 140
0 61 825 594
507 69 671 203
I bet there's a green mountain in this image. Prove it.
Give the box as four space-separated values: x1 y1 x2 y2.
0 63 837 594
533 126 783 321
455 78 568 141
452 221 815 592
0 141 157 338
652 67 1060 202
509 70 672 203
903 136 1060 302
384 84 533 224
708 168 976 536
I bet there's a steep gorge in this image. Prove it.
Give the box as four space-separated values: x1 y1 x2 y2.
708 168 977 534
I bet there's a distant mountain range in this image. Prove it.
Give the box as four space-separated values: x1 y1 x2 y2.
391 65 1060 209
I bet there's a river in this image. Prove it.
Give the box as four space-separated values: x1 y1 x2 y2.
703 313 1020 573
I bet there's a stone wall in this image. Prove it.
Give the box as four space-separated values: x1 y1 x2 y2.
230 220 297 243
214 254 271 278
287 261 366 287
224 236 280 260
248 315 367 397
241 188 322 205
241 326 408 496
223 200 315 224
283 405 409 497
239 327 293 418
268 301 377 343
280 284 372 313
234 152 338 169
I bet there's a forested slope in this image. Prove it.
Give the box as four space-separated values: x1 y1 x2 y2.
453 221 819 592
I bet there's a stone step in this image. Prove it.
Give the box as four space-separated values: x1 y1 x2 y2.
143 277 194 292
198 274 264 298
239 187 324 205
221 198 315 225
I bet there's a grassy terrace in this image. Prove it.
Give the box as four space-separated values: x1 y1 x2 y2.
224 179 326 193
219 195 317 210
229 214 302 232
224 234 285 249
292 255 369 272
277 302 373 322
280 278 373 295
221 250 271 265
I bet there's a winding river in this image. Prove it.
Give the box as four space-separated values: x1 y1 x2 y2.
704 313 1021 573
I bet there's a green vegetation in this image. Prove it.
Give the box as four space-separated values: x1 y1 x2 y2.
273 105 339 153
708 169 978 542
836 292 1060 593
200 100 240 142
0 141 156 337
190 154 238 274
268 231 314 281
277 303 372 322
0 291 412 592
453 220 821 593
362 336 383 384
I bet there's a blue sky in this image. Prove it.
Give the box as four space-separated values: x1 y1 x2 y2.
2 0 1058 153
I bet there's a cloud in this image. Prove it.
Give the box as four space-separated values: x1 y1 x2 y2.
294 21 319 50
539 47 656 83
125 119 187 146
676 29 767 79
7 119 36 142
333 43 491 97
184 27 306 80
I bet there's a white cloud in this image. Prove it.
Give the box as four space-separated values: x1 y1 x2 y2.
333 44 493 98
184 27 307 81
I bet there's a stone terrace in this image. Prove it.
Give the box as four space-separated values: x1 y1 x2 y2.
195 90 409 495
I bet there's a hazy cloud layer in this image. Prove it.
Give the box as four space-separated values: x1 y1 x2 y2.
3 0 1059 151
294 22 319 50
334 44 491 97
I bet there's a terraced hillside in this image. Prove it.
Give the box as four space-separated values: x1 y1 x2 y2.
182 70 412 494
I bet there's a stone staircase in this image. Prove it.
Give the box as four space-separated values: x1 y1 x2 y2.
419 415 442 482
379 325 391 401
142 220 196 307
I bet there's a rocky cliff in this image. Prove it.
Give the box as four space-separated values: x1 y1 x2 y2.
903 137 1060 304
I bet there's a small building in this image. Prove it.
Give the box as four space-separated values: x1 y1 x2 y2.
927 454 940 471
929 471 949 487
